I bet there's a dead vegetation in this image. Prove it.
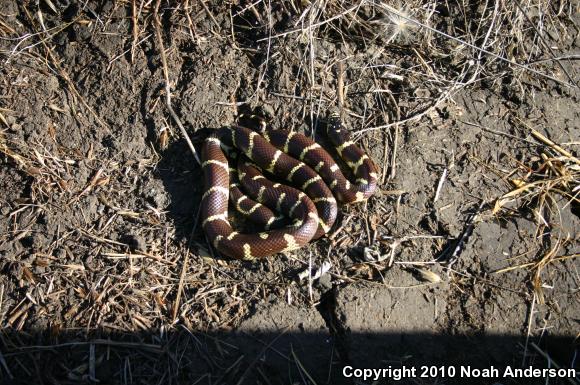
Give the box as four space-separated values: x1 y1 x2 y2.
492 127 579 299
0 0 578 383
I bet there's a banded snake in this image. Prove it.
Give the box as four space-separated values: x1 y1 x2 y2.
200 114 378 260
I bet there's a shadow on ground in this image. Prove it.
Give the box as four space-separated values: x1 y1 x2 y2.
1 329 577 385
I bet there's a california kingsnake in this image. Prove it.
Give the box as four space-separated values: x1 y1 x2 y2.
200 114 378 260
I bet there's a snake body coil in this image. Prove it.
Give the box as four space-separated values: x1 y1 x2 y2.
201 116 378 260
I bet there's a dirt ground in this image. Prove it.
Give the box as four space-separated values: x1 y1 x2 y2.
0 1 578 384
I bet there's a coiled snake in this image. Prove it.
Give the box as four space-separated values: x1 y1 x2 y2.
200 114 378 260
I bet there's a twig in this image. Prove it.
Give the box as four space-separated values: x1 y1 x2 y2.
184 0 199 43
307 252 313 302
380 132 389 184
359 87 454 134
336 60 345 110
388 124 399 180
9 339 162 353
460 120 538 145
102 252 175 265
254 0 273 101
108 34 152 69
531 55 580 64
131 0 139 63
174 203 203 322
232 0 265 18
291 345 319 385
0 284 4 325
491 253 580 274
434 168 448 203
529 128 580 165
200 0 221 31
381 234 445 266
153 0 201 165
172 249 190 323
522 292 536 367
384 90 400 181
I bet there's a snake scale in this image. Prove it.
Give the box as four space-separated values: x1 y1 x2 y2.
200 114 378 260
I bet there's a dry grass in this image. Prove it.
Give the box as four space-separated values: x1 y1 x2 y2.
492 126 579 301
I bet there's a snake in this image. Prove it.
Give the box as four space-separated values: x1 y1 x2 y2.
200 114 378 260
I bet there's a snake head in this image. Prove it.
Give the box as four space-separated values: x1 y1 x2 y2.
326 109 343 131
236 113 269 134
190 127 221 144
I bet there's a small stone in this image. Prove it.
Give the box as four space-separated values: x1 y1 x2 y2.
315 273 332 291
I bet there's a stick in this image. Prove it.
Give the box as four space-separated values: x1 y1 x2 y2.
530 129 580 165
9 339 162 352
521 292 536 367
385 90 400 181
380 133 389 184
153 0 201 165
389 124 399 180
131 0 139 63
172 249 189 323
336 60 345 110
174 203 203 322
434 168 448 203
200 0 221 31
291 346 319 385
184 0 199 43
0 284 4 325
